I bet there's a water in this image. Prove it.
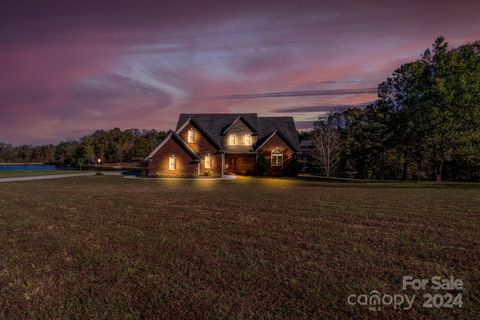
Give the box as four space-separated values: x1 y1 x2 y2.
0 164 75 171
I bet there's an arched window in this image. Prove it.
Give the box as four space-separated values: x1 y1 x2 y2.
271 148 283 166
188 129 195 143
229 134 237 145
169 155 176 170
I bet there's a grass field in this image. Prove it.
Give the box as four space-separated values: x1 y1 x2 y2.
0 176 479 319
0 170 81 178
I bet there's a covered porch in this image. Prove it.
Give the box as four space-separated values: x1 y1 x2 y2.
224 153 256 175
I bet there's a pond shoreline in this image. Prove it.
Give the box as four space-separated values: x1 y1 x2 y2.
0 162 48 165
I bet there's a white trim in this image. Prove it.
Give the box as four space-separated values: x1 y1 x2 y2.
145 132 173 159
221 154 225 177
271 148 283 166
145 132 201 161
221 116 242 134
176 117 192 134
255 130 278 150
181 138 202 160
176 117 221 150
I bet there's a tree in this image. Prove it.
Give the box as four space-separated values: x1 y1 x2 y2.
373 37 480 181
255 154 267 176
282 157 302 177
311 114 342 177
80 137 96 165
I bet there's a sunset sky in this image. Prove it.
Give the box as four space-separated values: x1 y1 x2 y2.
1 0 479 145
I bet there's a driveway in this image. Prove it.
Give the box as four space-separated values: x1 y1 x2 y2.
0 172 95 183
0 171 123 183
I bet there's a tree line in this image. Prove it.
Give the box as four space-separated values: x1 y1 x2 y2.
0 128 168 166
308 37 480 181
2 37 478 181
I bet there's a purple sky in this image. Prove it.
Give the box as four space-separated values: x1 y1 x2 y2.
1 0 479 145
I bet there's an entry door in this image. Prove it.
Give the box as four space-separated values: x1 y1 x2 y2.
229 158 237 170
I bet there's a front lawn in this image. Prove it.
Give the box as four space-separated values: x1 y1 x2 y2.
0 176 478 319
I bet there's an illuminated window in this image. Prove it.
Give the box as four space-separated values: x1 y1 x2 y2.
271 148 283 166
205 155 212 169
188 129 195 143
169 155 176 170
244 135 251 145
229 134 237 145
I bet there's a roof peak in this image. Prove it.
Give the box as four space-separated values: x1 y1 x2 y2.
180 113 258 116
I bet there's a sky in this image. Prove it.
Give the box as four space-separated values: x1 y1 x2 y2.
1 0 479 145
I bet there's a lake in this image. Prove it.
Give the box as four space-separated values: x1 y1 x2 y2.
0 164 76 171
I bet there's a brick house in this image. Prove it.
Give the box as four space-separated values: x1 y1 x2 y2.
145 113 300 177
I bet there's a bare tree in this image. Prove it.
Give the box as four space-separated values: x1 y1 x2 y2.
311 115 341 177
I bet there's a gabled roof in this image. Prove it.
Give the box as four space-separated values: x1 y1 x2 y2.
221 116 258 135
145 131 201 161
176 113 258 148
176 117 223 150
254 130 299 152
257 117 300 151
175 113 300 151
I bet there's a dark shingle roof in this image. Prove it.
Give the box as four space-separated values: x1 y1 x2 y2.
256 117 300 151
146 131 201 161
175 113 299 151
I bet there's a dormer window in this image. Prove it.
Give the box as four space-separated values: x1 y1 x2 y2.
188 129 195 143
229 134 237 145
244 135 251 145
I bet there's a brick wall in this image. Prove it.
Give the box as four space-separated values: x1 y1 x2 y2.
223 120 256 153
258 134 295 176
147 138 199 177
178 123 223 177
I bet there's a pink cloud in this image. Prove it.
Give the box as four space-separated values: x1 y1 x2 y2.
1 0 480 144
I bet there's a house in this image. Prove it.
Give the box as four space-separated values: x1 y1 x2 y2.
299 139 314 161
145 113 300 177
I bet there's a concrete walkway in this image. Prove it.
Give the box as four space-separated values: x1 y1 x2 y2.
0 171 235 183
0 171 126 183
125 175 237 181
0 172 96 183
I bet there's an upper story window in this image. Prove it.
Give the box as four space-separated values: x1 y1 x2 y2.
188 129 195 143
169 155 176 170
205 155 212 169
229 134 237 145
244 135 251 145
271 148 283 166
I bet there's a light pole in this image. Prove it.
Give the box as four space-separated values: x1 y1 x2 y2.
96 158 103 175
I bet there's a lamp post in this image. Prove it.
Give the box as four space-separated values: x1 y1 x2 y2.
96 158 102 175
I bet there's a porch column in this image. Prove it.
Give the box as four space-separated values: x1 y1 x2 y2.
221 153 225 177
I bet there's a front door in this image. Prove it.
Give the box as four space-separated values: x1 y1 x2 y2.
228 157 237 171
